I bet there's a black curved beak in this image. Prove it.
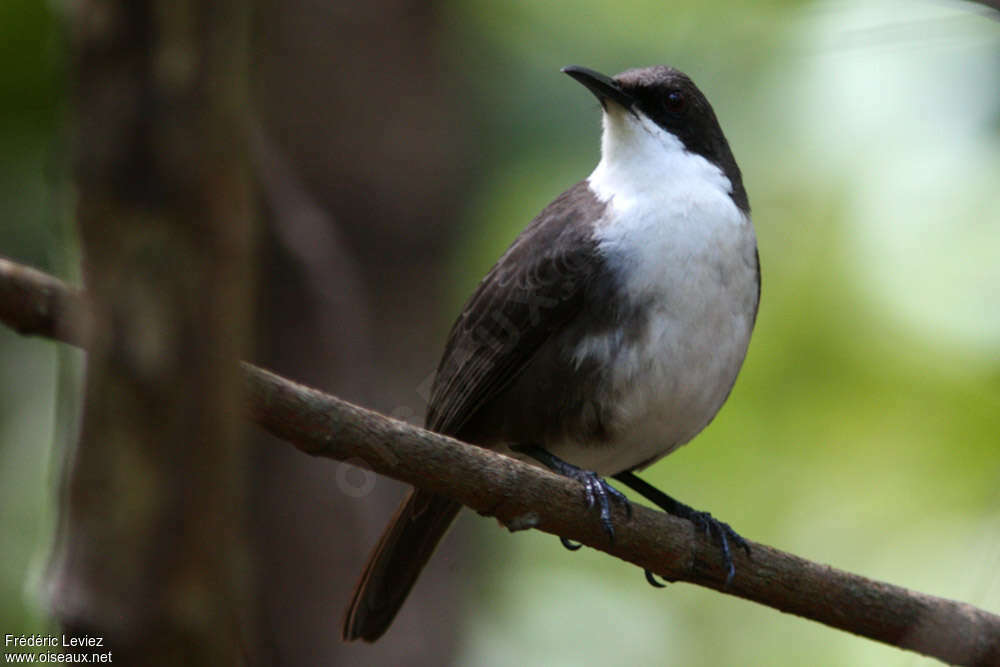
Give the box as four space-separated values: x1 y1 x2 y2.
562 65 634 110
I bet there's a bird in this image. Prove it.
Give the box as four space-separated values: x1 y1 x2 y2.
342 64 760 642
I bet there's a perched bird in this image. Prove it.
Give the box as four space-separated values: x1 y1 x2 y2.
343 64 760 642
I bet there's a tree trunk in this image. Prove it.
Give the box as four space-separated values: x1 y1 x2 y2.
47 2 253 664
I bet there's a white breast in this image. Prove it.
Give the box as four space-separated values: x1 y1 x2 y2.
550 106 758 475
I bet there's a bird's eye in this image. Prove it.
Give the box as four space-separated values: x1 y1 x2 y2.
664 90 686 114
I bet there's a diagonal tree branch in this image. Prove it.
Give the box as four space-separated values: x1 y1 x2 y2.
2 255 999 666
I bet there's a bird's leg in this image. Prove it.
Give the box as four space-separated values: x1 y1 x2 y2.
512 444 631 545
612 470 750 587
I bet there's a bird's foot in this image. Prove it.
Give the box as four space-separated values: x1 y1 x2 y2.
640 512 748 588
557 463 631 542
687 510 751 586
611 471 750 588
513 445 631 543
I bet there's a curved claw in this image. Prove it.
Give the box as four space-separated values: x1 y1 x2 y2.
689 511 749 587
735 533 752 557
645 569 668 588
576 470 630 542
511 445 631 544
560 537 582 551
716 525 734 586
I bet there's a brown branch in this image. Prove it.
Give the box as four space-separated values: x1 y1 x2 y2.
2 256 999 666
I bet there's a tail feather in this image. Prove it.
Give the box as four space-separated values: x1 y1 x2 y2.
342 489 462 642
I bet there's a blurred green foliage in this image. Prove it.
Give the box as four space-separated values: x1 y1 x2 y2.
0 0 70 643
1 0 998 665
0 0 66 266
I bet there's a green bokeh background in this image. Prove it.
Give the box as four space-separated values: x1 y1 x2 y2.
0 0 72 643
1 0 998 665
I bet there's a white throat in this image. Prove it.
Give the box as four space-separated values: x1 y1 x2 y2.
584 105 750 301
588 105 734 207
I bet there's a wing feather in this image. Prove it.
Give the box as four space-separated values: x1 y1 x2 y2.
426 181 606 437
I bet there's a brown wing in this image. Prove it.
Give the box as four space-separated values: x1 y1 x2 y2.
426 181 606 437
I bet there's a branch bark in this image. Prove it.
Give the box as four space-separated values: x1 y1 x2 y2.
2 256 999 666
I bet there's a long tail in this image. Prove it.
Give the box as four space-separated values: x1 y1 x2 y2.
342 489 462 642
